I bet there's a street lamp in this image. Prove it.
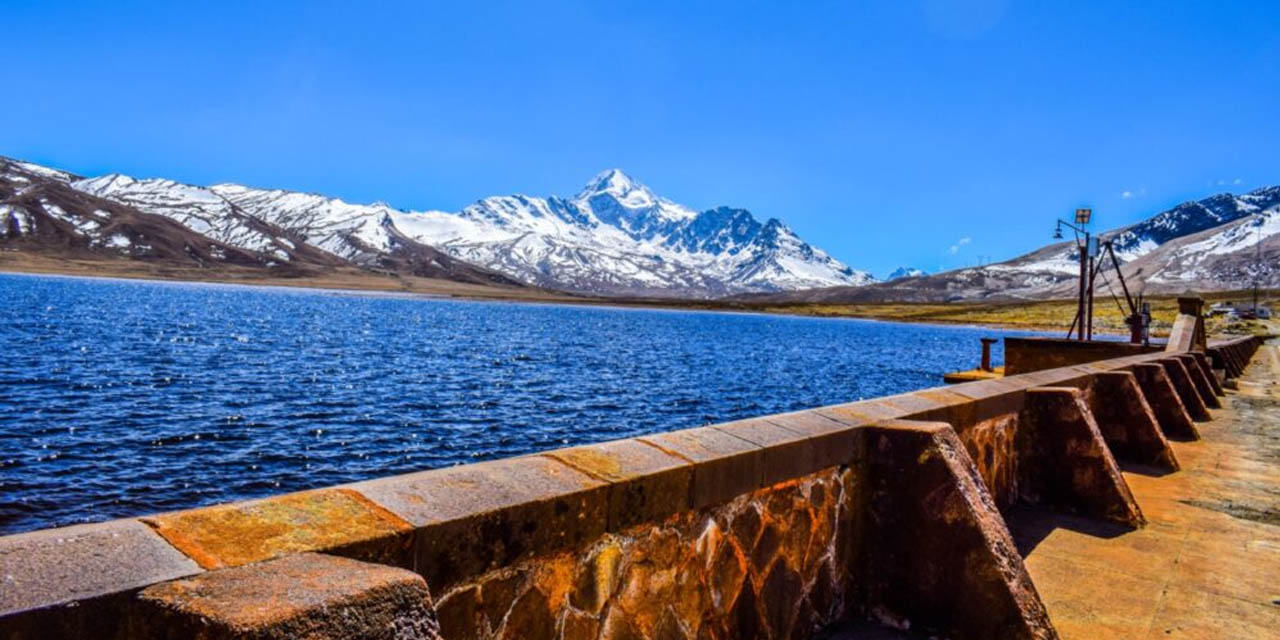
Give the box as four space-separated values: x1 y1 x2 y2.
1054 207 1146 344
1054 209 1095 340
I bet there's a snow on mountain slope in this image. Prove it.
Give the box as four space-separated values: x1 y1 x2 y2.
9 154 1275 301
393 170 873 296
1 159 293 267
886 267 926 280
73 162 868 295
1126 204 1280 289
1 157 524 286
208 184 400 265
737 186 1280 304
73 174 295 261
966 186 1280 297
4 157 865 296
1108 186 1280 261
6 160 76 183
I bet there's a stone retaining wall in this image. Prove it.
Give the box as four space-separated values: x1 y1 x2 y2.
0 335 1267 640
1003 337 1163 375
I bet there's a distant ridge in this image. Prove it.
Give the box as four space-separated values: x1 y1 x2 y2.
390 169 874 296
736 187 1280 303
886 267 926 281
0 157 524 288
1 158 872 298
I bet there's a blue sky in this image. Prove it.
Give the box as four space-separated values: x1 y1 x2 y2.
3 1 1277 278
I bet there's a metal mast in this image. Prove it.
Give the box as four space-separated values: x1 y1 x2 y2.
1055 208 1093 340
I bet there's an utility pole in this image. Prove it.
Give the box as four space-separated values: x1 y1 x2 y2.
1055 208 1093 341
1055 208 1148 343
1078 236 1087 340
1086 239 1096 340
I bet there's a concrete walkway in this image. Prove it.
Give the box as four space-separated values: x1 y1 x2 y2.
1009 341 1280 639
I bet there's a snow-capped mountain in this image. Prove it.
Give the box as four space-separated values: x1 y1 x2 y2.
1108 188 1280 261
979 186 1280 297
0 158 522 286
738 186 1280 303
1124 202 1280 290
390 169 872 296
1 158 871 297
71 174 303 263
886 267 926 281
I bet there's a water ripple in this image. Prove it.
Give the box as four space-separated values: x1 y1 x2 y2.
0 273 1040 534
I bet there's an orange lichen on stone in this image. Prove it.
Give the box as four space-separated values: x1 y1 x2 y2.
428 467 854 640
544 447 625 482
818 401 902 425
942 367 1004 383
955 411 1020 509
142 488 412 570
134 553 440 639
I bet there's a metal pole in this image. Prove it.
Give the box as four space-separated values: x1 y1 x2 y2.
1077 234 1087 340
1086 232 1095 340
1106 242 1137 314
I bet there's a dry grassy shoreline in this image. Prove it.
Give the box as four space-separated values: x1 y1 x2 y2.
4 251 1275 337
743 292 1278 337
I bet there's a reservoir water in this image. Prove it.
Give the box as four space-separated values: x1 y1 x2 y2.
0 273 1043 534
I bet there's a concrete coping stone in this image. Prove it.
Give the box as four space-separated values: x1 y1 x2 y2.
712 416 818 486
362 455 612 591
135 552 437 638
763 409 866 470
543 437 690 484
142 488 413 571
639 425 766 509
943 378 1012 400
542 437 693 531
0 518 202 616
1208 335 1258 348
349 454 605 528
875 390 966 415
814 398 907 424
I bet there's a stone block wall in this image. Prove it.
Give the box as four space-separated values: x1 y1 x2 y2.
429 468 856 640
0 334 1267 640
1004 337 1162 375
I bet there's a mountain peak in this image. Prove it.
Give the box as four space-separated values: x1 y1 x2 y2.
887 267 926 281
577 168 652 204
3 156 874 298
575 169 702 225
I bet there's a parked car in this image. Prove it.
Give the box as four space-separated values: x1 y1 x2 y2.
1209 302 1236 316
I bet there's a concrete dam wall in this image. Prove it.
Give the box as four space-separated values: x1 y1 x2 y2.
0 334 1268 640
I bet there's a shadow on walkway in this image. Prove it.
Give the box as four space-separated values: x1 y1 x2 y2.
1004 504 1132 557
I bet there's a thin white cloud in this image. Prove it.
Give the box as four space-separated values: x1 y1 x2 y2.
1121 190 1133 199
948 236 972 255
1233 178 1243 185
1121 187 1147 199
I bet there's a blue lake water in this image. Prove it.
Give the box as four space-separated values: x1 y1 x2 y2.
0 273 1044 534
